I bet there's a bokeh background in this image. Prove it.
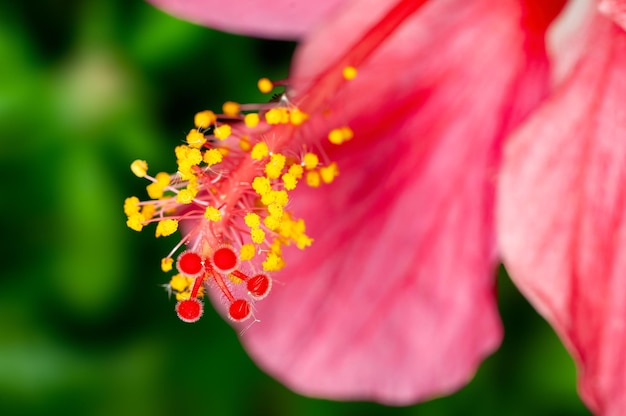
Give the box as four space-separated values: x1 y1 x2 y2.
0 0 591 415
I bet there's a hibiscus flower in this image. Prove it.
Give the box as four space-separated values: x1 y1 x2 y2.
129 0 626 413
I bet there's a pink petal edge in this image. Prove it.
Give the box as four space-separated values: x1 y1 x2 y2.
498 14 626 416
147 0 346 39
238 0 557 404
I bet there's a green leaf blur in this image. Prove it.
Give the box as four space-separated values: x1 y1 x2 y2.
0 1 590 415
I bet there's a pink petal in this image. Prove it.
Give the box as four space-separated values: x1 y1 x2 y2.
498 15 626 416
599 0 626 30
147 0 346 39
239 0 560 404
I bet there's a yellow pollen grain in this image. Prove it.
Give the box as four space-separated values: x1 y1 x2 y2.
175 292 191 301
146 182 165 199
289 109 308 125
126 213 145 232
252 176 272 196
250 228 266 244
204 206 222 222
282 173 297 190
239 136 251 152
161 257 174 272
328 126 354 145
222 101 240 116
244 113 260 128
186 129 206 148
251 142 269 160
257 77 274 94
131 160 148 178
264 215 280 231
296 234 314 249
328 128 344 145
261 191 275 205
306 171 321 188
265 108 289 124
203 148 223 166
268 203 283 218
124 197 141 216
303 153 319 170
288 164 304 179
170 273 189 292
194 110 217 128
155 172 170 185
341 126 354 141
240 243 256 260
214 124 232 140
262 252 285 272
244 212 261 228
343 66 358 80
273 190 289 207
320 162 339 184
155 219 178 237
176 189 195 204
141 204 156 221
265 153 286 179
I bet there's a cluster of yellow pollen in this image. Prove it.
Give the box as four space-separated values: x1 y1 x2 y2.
123 73 356 322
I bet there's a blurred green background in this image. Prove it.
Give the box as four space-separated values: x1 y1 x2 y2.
0 1 590 415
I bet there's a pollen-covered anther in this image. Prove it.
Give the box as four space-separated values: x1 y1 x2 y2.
244 212 261 228
328 126 354 145
186 129 206 148
161 257 174 272
306 170 321 188
203 148 223 166
289 108 309 126
320 162 339 184
343 66 358 80
213 124 232 140
252 176 271 196
251 142 269 160
155 219 178 237
244 113 260 128
222 101 240 116
211 246 240 275
204 206 222 222
265 153 287 179
265 108 290 125
302 153 319 170
282 172 297 190
176 298 204 323
228 299 252 321
257 77 274 94
130 160 148 178
247 274 272 299
250 228 266 244
194 110 217 129
176 251 205 278
239 243 256 261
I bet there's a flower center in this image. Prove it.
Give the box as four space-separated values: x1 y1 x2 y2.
123 0 429 323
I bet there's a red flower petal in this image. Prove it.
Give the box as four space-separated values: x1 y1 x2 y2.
599 0 626 30
239 0 558 404
147 0 346 39
498 16 626 415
